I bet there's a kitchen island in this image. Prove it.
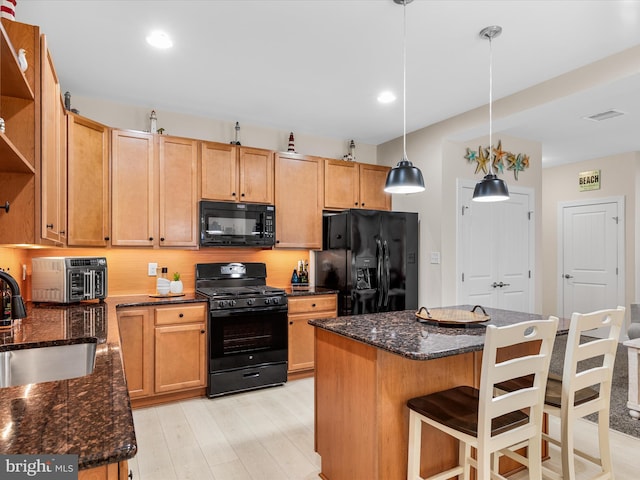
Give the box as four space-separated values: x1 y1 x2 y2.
309 306 569 480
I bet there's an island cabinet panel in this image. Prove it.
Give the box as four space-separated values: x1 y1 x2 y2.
288 294 337 375
324 160 391 211
66 113 110 246
274 152 323 249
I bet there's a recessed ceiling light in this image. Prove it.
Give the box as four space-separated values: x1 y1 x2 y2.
377 91 396 104
146 30 173 49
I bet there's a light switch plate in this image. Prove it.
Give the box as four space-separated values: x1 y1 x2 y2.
148 262 158 276
430 252 441 264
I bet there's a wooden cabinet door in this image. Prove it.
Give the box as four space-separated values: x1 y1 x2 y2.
40 38 65 243
158 135 198 247
67 114 110 246
201 141 237 201
78 461 126 480
358 163 392 211
239 146 274 204
111 130 155 246
274 153 323 249
324 159 359 210
288 295 337 373
117 308 153 399
154 322 206 393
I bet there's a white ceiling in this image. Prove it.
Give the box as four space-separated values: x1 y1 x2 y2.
15 0 640 167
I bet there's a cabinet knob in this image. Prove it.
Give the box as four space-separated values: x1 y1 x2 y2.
361 203 365 207
241 193 245 197
311 304 316 308
200 329 205 334
2 201 9 213
60 230 65 235
289 321 293 325
46 223 54 229
354 202 358 206
160 237 165 242
276 240 280 244
179 313 184 318
149 237 153 241
104 236 110 241
232 192 236 197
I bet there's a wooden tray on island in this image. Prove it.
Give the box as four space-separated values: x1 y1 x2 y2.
415 305 490 326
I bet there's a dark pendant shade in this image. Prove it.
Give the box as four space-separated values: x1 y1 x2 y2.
472 174 509 202
384 159 425 194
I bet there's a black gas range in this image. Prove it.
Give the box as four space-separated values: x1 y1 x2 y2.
195 262 288 397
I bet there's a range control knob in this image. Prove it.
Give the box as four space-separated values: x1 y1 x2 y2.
271 297 280 305
247 298 255 306
218 300 226 308
229 300 236 307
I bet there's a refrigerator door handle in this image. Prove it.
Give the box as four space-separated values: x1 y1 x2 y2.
383 240 390 308
376 239 384 309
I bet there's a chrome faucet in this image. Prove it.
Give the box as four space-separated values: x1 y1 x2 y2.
0 270 27 320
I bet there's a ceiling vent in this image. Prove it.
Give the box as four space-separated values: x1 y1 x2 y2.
583 109 625 122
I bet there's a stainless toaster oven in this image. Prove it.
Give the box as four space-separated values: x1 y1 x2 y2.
32 257 108 303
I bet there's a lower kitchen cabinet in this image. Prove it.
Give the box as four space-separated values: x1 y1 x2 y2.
78 460 128 480
287 294 337 375
117 302 207 407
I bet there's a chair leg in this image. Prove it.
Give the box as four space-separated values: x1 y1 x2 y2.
597 410 614 478
407 411 423 480
528 436 543 480
477 449 491 480
461 440 471 480
561 412 576 480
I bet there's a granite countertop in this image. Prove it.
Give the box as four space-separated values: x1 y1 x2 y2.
309 305 570 361
0 294 206 471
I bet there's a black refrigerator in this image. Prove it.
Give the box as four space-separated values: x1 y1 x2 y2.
314 209 418 316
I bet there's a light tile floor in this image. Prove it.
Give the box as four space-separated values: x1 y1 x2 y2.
128 377 640 480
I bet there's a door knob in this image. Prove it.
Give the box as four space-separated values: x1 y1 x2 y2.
491 282 499 288
564 274 574 279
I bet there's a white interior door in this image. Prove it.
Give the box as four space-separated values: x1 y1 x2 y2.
559 199 623 327
457 182 534 312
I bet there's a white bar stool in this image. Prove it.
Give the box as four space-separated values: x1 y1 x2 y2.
406 317 559 480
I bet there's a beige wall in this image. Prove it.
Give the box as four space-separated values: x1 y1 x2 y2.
541 152 640 317
71 95 378 164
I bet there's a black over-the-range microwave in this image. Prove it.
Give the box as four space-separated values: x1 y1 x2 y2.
199 201 276 247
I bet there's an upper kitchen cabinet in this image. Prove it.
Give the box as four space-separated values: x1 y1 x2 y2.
324 159 391 211
201 141 274 204
111 130 198 248
158 135 199 247
67 113 110 247
0 20 39 244
40 35 66 244
274 152 323 249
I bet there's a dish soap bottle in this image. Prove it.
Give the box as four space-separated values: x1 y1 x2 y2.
291 268 299 284
156 267 170 295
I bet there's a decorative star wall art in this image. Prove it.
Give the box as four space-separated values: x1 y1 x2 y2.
464 140 530 180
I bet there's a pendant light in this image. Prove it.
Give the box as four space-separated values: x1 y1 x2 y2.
472 25 509 202
384 0 425 194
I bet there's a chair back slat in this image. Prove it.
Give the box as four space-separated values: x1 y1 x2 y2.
478 317 559 444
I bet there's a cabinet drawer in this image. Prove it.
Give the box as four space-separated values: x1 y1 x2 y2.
288 295 337 315
155 303 206 325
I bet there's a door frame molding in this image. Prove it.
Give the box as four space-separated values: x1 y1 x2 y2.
456 179 535 311
556 196 625 317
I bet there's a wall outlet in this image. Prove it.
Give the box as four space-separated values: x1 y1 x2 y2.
148 262 158 276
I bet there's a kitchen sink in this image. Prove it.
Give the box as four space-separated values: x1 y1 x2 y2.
0 339 97 388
